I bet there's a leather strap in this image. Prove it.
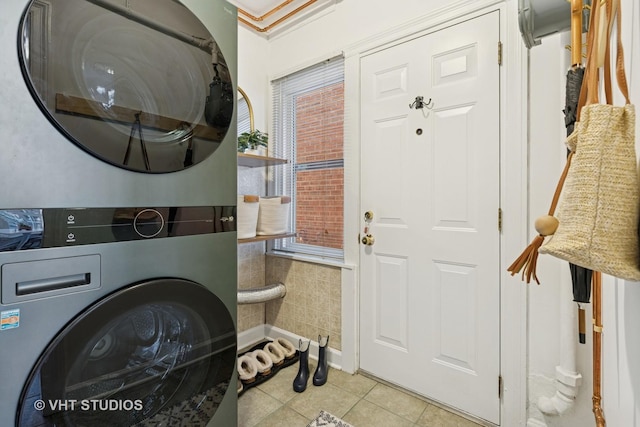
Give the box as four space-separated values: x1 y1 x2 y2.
548 152 574 216
582 0 629 110
577 0 600 118
552 0 631 214
614 0 630 104
243 195 259 203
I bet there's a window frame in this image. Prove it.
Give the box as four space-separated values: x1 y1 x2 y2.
270 55 345 260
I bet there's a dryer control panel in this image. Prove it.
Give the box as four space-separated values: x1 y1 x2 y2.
0 206 236 252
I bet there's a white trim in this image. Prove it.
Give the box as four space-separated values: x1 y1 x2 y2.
238 324 345 371
342 51 361 284
342 0 504 58
500 1 529 425
342 50 362 377
340 265 357 374
266 325 343 369
269 50 344 81
237 324 268 351
266 251 354 270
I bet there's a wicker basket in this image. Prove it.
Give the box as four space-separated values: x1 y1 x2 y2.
257 196 291 235
237 195 259 239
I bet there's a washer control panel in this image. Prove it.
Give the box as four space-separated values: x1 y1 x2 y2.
0 206 236 252
133 209 165 238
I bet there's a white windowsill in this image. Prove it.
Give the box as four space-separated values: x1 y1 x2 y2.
266 250 354 270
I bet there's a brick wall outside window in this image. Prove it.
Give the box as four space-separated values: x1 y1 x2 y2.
294 82 344 250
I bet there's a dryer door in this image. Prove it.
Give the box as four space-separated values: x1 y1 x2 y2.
16 278 236 426
19 0 234 173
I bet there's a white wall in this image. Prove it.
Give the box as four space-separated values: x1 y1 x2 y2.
263 0 517 79
527 32 595 427
266 0 446 76
237 26 270 198
238 26 270 131
602 0 640 426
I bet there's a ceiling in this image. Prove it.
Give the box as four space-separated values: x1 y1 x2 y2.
227 0 338 37
228 0 296 17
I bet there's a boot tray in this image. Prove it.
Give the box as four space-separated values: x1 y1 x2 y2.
237 340 300 396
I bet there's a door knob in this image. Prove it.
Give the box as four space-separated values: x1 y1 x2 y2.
364 211 374 221
361 234 375 246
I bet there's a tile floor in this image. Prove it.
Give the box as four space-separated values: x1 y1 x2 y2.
238 359 484 427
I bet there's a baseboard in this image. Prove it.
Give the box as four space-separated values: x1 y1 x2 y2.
237 324 343 370
265 325 343 370
237 324 268 351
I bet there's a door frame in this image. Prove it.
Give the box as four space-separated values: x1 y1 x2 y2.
341 1 528 425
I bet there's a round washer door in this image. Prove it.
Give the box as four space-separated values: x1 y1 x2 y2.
16 278 236 426
19 0 234 173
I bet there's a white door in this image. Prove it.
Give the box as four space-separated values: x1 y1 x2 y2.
359 11 501 424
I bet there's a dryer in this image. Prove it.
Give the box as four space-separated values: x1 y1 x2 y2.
0 0 238 425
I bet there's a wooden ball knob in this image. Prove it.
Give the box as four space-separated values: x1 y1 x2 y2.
535 215 559 236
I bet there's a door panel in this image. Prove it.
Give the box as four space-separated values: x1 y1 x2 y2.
360 12 501 424
433 104 477 227
433 261 478 372
371 117 410 218
375 255 409 350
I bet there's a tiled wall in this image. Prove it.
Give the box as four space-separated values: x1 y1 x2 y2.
237 241 267 332
265 256 342 351
237 165 343 352
237 165 268 332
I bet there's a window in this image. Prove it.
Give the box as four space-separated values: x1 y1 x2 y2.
271 56 344 259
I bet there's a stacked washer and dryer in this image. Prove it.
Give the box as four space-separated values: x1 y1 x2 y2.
0 0 238 425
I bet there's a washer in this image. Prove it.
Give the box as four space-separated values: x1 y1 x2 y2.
0 0 238 425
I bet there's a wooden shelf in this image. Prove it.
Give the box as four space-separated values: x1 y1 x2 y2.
238 153 288 167
238 232 296 244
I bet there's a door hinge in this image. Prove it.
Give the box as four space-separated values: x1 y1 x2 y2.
499 375 503 399
498 208 503 232
498 41 503 66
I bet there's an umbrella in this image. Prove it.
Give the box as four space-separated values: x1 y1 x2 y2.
565 0 593 346
563 64 592 345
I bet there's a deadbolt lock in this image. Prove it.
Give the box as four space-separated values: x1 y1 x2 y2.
361 234 375 246
364 211 374 221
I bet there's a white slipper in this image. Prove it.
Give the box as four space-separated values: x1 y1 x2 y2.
237 354 258 383
275 337 296 359
251 349 274 376
264 342 285 366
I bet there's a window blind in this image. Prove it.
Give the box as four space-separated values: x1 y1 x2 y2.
271 55 345 259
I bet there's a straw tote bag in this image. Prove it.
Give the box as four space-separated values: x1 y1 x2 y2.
539 0 640 281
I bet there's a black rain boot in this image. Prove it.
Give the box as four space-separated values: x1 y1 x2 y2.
313 335 330 386
293 339 310 392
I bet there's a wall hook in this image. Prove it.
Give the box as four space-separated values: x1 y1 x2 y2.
409 96 432 110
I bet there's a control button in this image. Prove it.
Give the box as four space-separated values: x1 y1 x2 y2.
133 209 164 238
67 215 75 224
66 233 76 243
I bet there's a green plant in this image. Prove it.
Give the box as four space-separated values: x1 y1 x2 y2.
238 130 268 152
